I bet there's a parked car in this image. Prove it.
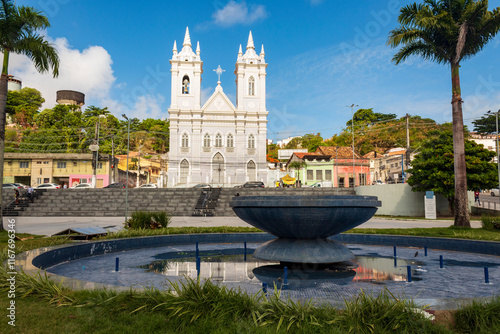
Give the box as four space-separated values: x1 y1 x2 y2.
71 183 92 189
308 181 333 188
35 183 61 189
2 183 23 190
372 180 385 185
139 183 158 188
491 188 499 196
104 183 126 188
192 183 211 188
242 181 265 188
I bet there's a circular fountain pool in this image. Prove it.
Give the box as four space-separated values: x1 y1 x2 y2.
22 234 500 310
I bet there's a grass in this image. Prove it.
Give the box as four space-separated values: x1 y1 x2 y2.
0 267 453 334
1 225 499 332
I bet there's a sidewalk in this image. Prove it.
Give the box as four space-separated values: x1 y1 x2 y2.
2 216 482 236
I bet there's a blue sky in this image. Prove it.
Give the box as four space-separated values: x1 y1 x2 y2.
11 0 500 141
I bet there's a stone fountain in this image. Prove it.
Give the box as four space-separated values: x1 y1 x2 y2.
230 195 381 264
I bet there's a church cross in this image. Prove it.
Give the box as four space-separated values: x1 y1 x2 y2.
213 65 225 83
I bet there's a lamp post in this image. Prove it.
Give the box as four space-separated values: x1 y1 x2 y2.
91 115 106 188
122 114 130 222
347 104 358 187
487 110 500 189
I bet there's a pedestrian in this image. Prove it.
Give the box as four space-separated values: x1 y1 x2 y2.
14 189 19 204
474 190 480 205
63 183 68 189
27 185 33 202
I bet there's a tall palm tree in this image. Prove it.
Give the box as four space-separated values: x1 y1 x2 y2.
0 0 59 226
388 0 500 227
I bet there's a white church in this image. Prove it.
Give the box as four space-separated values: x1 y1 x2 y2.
167 28 268 187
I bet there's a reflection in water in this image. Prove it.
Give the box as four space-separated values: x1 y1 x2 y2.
138 250 425 289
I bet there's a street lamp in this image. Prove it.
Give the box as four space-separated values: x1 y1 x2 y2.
347 104 358 187
122 114 130 222
488 110 500 188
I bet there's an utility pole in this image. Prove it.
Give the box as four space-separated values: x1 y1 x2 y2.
136 143 141 188
92 120 99 188
405 113 410 182
347 104 358 187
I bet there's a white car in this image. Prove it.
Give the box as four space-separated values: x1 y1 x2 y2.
491 188 499 196
71 183 92 189
139 183 158 188
35 183 61 189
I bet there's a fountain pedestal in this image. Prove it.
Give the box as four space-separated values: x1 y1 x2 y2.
230 195 381 264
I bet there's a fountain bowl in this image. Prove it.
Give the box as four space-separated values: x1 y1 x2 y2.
230 195 381 239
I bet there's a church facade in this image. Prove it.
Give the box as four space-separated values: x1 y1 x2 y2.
167 28 268 187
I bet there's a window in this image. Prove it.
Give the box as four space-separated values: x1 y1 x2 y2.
215 133 222 147
248 134 255 149
227 133 234 148
307 170 314 181
359 173 367 186
180 159 189 184
181 133 189 148
19 161 29 169
182 75 190 94
73 162 77 166
325 170 332 180
43 161 49 164
203 133 211 147
36 161 42 164
316 170 323 181
97 162 103 169
57 162 66 169
247 160 256 182
44 178 49 183
248 76 255 96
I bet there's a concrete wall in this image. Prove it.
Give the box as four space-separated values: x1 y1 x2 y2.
356 183 475 217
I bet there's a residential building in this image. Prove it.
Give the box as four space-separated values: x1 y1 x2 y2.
285 146 370 187
3 153 112 187
470 132 498 162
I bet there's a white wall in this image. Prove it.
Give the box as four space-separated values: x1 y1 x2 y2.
356 183 474 217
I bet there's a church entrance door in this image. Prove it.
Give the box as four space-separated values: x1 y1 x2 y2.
212 153 224 185
247 160 256 182
180 159 189 184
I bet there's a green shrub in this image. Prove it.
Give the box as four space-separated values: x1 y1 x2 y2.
480 215 500 231
453 297 500 333
125 211 171 230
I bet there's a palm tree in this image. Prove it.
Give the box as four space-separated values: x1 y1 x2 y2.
388 0 500 227
288 161 307 186
0 0 59 226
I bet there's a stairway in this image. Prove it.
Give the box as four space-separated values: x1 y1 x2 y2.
192 187 221 216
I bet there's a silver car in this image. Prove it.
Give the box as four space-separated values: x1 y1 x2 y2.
139 183 158 188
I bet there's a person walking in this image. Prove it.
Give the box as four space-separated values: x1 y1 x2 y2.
474 190 480 206
27 185 34 202
14 189 19 204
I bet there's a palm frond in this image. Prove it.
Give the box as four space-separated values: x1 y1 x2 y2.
13 34 59 77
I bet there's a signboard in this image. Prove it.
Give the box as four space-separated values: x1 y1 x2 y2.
424 191 437 219
89 144 99 152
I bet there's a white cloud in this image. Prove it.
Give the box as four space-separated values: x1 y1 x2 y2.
212 1 267 27
8 37 115 109
102 94 165 120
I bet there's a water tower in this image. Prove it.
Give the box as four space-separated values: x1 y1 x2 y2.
7 75 22 91
56 90 85 110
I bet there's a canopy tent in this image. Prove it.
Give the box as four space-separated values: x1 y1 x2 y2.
281 174 296 185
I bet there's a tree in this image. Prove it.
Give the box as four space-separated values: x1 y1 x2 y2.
473 112 497 134
388 0 500 227
0 1 59 226
288 161 307 184
6 87 44 126
346 108 397 128
407 130 497 213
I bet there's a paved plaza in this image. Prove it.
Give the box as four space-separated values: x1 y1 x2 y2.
3 215 482 236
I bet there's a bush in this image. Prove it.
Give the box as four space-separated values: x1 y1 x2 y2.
125 211 171 230
480 215 500 231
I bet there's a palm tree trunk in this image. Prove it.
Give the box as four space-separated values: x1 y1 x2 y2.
0 73 7 230
451 63 470 227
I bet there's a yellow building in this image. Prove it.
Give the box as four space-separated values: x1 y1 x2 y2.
3 153 111 187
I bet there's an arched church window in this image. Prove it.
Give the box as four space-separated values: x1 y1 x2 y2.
227 133 234 148
248 134 255 149
215 133 223 147
182 75 190 94
181 133 189 148
203 133 211 147
248 76 255 96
